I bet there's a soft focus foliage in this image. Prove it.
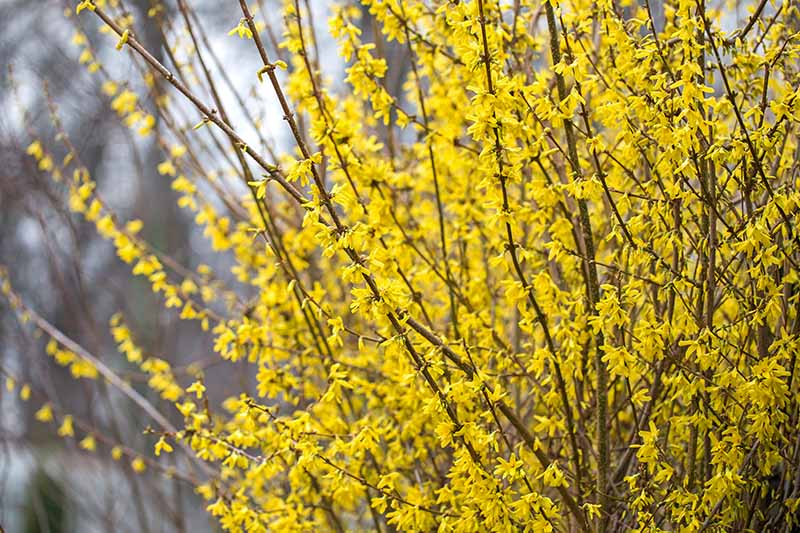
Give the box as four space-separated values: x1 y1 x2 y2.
4 0 800 531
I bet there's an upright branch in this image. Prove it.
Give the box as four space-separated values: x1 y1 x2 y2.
541 0 609 526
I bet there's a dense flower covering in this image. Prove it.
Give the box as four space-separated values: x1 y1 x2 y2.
5 0 800 531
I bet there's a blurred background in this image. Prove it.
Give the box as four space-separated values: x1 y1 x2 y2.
1 0 227 530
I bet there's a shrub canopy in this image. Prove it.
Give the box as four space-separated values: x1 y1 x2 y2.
6 0 800 531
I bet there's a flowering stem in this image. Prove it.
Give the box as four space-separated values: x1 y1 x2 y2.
542 1 609 529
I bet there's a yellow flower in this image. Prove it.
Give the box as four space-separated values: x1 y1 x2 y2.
80 435 97 451
131 457 146 473
227 19 253 39
157 160 176 176
26 140 43 159
35 404 53 423
75 1 95 14
186 381 206 399
154 436 174 456
57 415 74 437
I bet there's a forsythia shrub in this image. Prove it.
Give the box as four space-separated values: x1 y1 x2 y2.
4 0 800 531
